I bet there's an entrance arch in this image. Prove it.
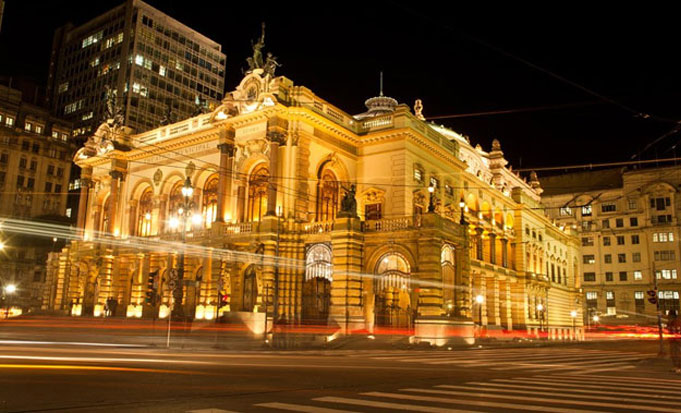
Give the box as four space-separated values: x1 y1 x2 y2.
302 244 333 323
374 253 413 328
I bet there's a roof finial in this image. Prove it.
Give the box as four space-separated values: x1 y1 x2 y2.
379 71 384 97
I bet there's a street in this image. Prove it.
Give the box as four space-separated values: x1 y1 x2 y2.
0 337 677 413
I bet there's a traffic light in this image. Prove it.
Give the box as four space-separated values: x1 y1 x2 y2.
218 291 229 307
647 289 658 305
145 270 159 304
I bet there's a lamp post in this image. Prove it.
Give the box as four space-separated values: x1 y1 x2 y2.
536 303 545 338
459 197 467 225
172 177 194 321
570 310 577 340
427 185 435 213
475 294 484 326
4 284 16 319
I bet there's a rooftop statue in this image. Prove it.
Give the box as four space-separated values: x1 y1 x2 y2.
247 23 266 71
264 52 282 77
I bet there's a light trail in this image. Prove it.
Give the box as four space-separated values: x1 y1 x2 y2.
0 363 199 374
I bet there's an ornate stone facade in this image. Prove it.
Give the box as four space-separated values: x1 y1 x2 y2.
41 68 583 344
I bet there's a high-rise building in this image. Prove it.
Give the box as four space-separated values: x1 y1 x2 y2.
0 83 75 310
541 166 681 325
46 0 226 136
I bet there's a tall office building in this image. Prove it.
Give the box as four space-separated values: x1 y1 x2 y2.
46 0 226 136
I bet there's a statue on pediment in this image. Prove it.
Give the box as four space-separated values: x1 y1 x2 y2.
247 23 266 71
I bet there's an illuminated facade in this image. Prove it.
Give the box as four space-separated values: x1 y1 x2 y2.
47 0 226 136
542 167 681 325
42 65 583 343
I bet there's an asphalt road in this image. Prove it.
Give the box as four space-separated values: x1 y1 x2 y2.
0 339 677 413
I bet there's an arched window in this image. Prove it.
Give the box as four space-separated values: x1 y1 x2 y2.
167 181 183 233
305 244 333 281
375 253 411 292
316 169 339 222
247 164 269 222
203 175 219 228
441 244 456 315
137 188 153 237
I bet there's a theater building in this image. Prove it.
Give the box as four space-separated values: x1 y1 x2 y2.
42 60 583 343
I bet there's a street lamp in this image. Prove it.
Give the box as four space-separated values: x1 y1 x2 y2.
172 177 194 321
536 303 545 337
427 185 436 213
475 294 484 325
4 284 16 319
570 310 578 340
459 197 467 225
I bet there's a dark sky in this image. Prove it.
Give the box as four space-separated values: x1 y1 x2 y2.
1 1 679 171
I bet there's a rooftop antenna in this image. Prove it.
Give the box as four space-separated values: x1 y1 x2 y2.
379 71 384 97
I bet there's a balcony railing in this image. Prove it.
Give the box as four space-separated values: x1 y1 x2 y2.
364 217 418 232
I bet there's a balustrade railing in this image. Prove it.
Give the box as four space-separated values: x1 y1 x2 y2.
224 222 253 235
364 217 417 232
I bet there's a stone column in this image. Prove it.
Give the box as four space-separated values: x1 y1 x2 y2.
475 228 483 260
265 138 281 217
127 200 138 237
489 233 497 265
108 170 124 235
216 143 234 222
501 238 509 268
329 217 365 333
76 170 92 231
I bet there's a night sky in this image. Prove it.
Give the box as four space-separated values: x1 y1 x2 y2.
1 1 678 172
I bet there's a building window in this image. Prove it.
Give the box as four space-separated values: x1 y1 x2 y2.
19 158 26 169
583 255 595 264
603 237 611 246
633 252 641 262
316 169 339 222
656 269 678 280
630 217 638 226
429 176 439 189
654 250 676 261
137 188 153 237
631 235 640 245
27 178 34 189
616 236 625 245
658 291 680 315
202 176 218 228
24 122 32 131
413 165 424 184
602 219 610 229
582 205 592 216
582 221 592 231
30 160 37 171
619 271 627 281
21 141 29 151
559 207 572 216
5 117 14 126
635 291 645 312
634 270 642 280
32 143 39 153
586 291 598 308
55 184 61 193
605 272 613 282
444 183 453 197
581 237 594 247
47 165 54 175
653 232 674 242
16 175 24 187
247 164 269 222
604 254 612 264
35 125 43 134
365 203 382 220
628 199 638 210
651 197 671 211
601 203 616 213
618 253 626 263
615 218 623 227
583 272 596 282
305 243 333 281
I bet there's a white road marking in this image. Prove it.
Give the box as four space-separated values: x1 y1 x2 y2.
314 396 482 413
255 402 359 412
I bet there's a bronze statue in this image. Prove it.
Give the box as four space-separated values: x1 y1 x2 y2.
103 85 124 127
247 22 266 71
264 52 281 77
338 184 358 218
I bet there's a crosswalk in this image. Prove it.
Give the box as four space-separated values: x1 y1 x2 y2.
254 373 681 412
341 348 653 374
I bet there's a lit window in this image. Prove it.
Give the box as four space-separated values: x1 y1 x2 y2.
628 199 637 209
6 117 14 126
583 272 596 281
24 122 32 131
58 82 69 93
583 255 595 264
634 270 642 280
586 291 598 300
559 207 572 216
159 65 166 76
582 205 592 216
135 54 144 66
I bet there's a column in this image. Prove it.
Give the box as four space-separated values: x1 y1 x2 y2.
505 281 513 330
127 200 138 237
501 238 508 268
76 171 92 231
265 137 281 217
216 143 234 222
489 233 497 265
475 228 483 260
329 217 365 333
108 170 124 235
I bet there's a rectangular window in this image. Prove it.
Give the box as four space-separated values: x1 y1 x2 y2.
45 182 52 192
560 207 572 216
635 291 645 312
583 255 596 264
631 235 640 245
656 269 678 280
658 290 680 315
619 271 627 281
606 291 615 300
32 143 39 153
633 252 641 262
582 237 594 247
444 184 453 196
24 122 32 131
654 250 676 261
27 178 34 189
618 253 626 263
429 176 439 189
604 254 612 264
582 205 592 216
634 270 642 280
603 236 611 246
602 219 610 229
5 117 13 126
16 175 24 187
21 141 29 151
47 165 54 175
55 184 62 193
582 221 592 231
365 203 382 220
629 199 638 210
617 236 625 245
605 272 614 282
413 167 423 183
601 203 616 212
19 158 26 169
584 272 596 282
615 218 624 227
630 217 638 226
